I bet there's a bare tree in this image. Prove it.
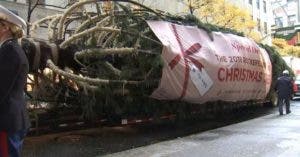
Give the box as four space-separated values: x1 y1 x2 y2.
26 0 68 36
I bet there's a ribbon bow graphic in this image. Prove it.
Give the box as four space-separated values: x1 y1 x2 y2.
168 24 204 99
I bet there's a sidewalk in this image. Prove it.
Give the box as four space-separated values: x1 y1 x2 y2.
104 101 300 157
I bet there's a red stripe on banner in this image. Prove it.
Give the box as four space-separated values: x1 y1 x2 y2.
171 24 186 57
170 24 203 99
168 54 181 70
0 131 8 157
185 43 201 56
171 24 189 99
181 59 190 99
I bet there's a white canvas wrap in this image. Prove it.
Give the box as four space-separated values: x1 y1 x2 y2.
147 21 272 104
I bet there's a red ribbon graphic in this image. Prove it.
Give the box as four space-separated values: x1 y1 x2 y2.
168 24 204 99
0 131 8 157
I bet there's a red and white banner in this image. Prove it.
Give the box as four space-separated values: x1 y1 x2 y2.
147 21 272 104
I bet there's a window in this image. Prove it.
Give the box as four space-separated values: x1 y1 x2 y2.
288 15 296 21
249 0 252 5
256 0 260 9
296 75 300 81
264 22 267 34
26 0 45 5
263 1 266 13
288 15 296 26
275 17 283 27
257 18 261 31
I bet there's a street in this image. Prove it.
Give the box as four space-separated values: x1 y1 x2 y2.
105 99 300 157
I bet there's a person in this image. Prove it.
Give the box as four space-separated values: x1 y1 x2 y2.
275 70 293 115
0 5 30 157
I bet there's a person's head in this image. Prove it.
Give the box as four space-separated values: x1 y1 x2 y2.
0 19 23 39
0 5 26 39
283 70 289 76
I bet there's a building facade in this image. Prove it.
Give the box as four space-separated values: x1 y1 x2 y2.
227 0 273 45
271 0 300 46
136 0 185 14
0 0 64 39
0 0 186 39
272 0 300 28
0 0 272 44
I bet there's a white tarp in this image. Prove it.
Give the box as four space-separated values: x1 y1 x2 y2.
147 21 272 104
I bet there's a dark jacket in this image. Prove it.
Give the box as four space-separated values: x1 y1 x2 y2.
0 39 30 133
275 75 293 99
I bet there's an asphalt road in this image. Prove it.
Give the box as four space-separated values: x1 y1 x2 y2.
23 101 285 157
104 99 300 157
